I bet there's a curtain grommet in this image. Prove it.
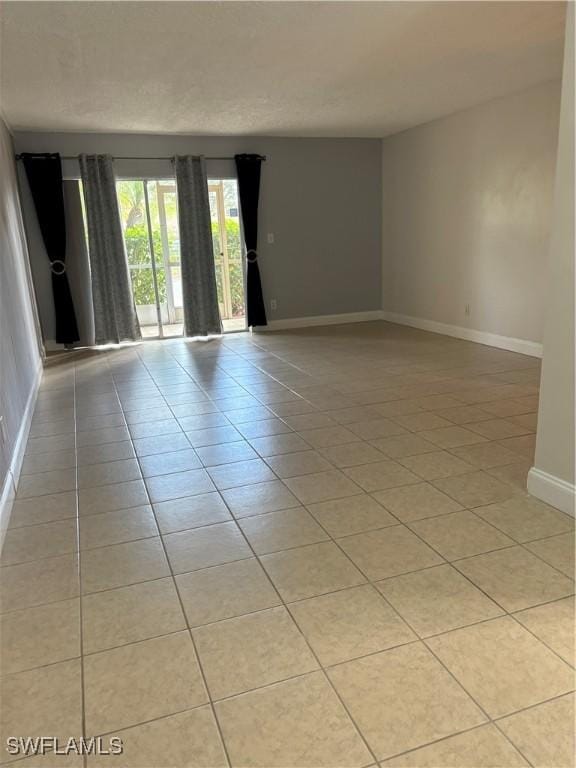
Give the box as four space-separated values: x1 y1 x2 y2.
50 260 67 275
246 249 258 263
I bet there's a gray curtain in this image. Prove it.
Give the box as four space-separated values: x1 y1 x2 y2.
173 156 221 336
79 154 141 345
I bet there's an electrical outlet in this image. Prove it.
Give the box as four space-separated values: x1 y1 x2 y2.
267 233 275 244
270 299 277 311
465 304 471 317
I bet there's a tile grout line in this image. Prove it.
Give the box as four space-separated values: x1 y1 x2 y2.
106 367 234 768
370 500 576 673
309 452 544 767
1 544 573 636
5 467 574 608
127 344 383 764
73 362 89 768
5 401 575 671
261 464 568 765
3 582 574 679
5 472 573 577
155 381 552 768
3 335 566 767
299 422 542 767
203 481 382 766
141 346 383 764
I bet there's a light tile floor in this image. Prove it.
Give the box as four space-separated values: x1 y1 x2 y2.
140 317 246 339
1 321 574 767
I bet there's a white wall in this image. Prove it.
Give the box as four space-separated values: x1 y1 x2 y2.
528 6 575 515
381 81 561 353
14 134 382 343
0 116 43 540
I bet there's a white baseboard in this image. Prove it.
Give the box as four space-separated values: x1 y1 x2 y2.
0 360 43 553
47 311 542 360
527 467 576 517
258 310 384 331
381 311 543 358
0 472 16 557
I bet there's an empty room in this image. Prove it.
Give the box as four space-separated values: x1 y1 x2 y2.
0 1 574 767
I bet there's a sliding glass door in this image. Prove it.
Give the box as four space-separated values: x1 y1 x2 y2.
209 179 246 332
116 179 182 338
116 177 245 338
147 180 183 334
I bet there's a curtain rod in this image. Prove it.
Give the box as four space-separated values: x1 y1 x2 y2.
15 153 266 161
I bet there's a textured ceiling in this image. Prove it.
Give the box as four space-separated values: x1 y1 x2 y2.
0 1 566 137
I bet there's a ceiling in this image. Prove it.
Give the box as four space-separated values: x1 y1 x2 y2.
0 1 565 138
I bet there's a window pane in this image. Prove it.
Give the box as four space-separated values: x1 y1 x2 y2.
116 180 159 336
209 187 225 316
147 179 183 337
222 179 244 320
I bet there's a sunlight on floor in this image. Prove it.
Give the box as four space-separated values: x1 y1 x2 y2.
3 322 573 768
140 316 246 339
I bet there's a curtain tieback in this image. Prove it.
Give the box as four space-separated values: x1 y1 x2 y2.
50 260 67 275
246 249 258 263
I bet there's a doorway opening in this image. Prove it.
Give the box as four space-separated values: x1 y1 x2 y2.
116 177 246 338
116 179 182 338
209 179 246 332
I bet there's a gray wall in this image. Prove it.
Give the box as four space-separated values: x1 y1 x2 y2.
14 133 382 340
529 6 575 513
381 81 561 345
0 116 42 530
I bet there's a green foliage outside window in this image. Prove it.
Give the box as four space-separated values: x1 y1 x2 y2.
124 224 167 305
212 219 245 317
118 179 245 317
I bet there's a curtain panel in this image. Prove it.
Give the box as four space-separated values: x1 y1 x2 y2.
79 154 140 345
173 156 221 337
21 153 80 345
235 154 267 328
